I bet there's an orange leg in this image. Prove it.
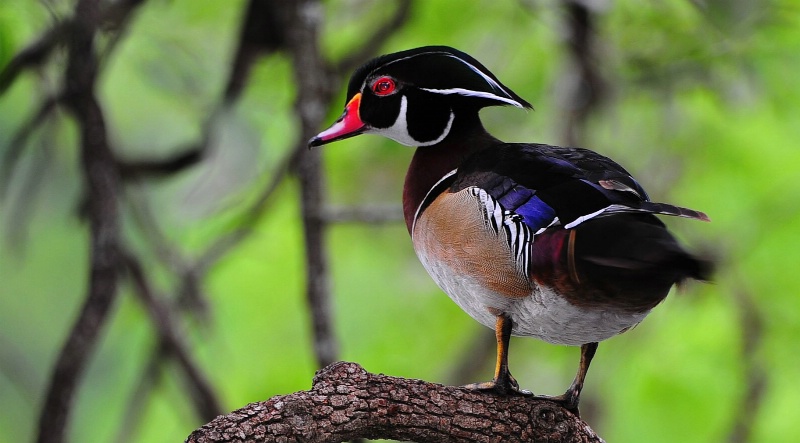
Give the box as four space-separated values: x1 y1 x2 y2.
548 342 598 415
464 314 532 396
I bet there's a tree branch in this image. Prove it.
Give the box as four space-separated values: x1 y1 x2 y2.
117 146 204 180
186 362 604 443
334 0 414 76
35 2 122 442
726 288 767 443
122 251 223 421
282 0 339 368
0 0 147 96
0 94 60 197
0 23 68 95
558 0 608 147
323 204 404 224
224 0 289 102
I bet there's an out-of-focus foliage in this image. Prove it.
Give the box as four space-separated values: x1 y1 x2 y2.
1 0 799 442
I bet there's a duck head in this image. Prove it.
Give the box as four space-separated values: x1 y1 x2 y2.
309 46 531 148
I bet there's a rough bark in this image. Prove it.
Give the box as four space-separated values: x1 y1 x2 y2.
186 362 604 443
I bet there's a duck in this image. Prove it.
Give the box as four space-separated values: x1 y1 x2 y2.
309 46 710 414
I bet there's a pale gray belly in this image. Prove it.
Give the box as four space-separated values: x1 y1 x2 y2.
410 187 649 346
415 246 649 346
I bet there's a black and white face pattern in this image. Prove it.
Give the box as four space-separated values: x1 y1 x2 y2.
364 93 455 147
353 48 531 147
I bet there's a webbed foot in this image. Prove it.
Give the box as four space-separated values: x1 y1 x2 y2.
463 372 532 396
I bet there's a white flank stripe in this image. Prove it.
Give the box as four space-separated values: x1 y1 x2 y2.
563 207 610 229
563 204 643 229
534 217 560 235
412 169 458 233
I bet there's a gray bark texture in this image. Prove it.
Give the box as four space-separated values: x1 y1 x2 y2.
185 362 604 443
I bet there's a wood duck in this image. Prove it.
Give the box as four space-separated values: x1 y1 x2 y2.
309 46 710 414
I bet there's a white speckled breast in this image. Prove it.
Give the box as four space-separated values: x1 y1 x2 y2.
412 189 649 346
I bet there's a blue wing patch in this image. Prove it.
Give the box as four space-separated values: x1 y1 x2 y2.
514 195 557 230
492 184 557 232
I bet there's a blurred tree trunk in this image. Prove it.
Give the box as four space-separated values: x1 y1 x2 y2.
35 2 123 442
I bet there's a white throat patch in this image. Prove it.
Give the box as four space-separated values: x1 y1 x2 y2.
367 95 454 147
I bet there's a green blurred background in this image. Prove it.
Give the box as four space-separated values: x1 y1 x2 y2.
2 0 799 442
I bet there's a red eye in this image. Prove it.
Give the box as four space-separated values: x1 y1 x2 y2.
372 77 396 96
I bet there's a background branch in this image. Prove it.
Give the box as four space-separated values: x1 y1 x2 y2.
726 288 767 443
35 1 123 442
0 94 60 197
558 0 607 147
122 252 223 421
282 0 339 369
0 0 147 95
323 205 404 224
334 0 414 76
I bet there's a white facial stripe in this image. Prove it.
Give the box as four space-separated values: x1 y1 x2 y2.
379 51 447 70
420 87 525 108
441 54 515 98
361 52 435 92
367 95 455 147
374 50 519 105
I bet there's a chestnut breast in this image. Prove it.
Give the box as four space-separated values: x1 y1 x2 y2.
412 188 532 300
